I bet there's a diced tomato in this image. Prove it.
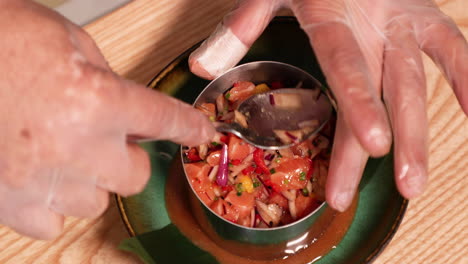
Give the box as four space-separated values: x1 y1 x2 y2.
253 148 270 174
206 150 221 166
295 193 321 219
231 159 241 166
268 192 289 209
210 199 225 216
237 214 252 227
270 158 311 191
263 179 282 193
185 162 216 206
242 166 255 175
225 191 255 224
196 103 216 117
228 134 250 161
185 162 210 182
291 140 315 157
227 81 255 102
220 135 229 144
225 190 255 209
224 204 240 223
186 148 202 162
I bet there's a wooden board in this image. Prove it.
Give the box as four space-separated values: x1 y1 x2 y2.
0 0 466 263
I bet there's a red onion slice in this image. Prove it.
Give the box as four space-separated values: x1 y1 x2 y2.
269 94 275 105
264 154 275 161
285 131 298 140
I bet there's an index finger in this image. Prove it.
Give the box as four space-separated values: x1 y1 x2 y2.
116 79 216 147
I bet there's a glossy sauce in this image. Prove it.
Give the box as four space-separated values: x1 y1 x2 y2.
166 155 357 264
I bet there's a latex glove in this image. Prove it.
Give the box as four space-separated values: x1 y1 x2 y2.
189 0 468 211
0 0 215 239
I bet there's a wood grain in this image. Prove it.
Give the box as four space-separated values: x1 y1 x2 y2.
0 0 466 263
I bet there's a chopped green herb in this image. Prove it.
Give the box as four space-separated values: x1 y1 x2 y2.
211 141 220 146
235 183 243 195
225 93 231 99
252 178 261 188
229 163 233 167
275 159 281 163
299 171 306 181
269 168 276 174
214 196 220 201
283 179 290 185
301 188 309 196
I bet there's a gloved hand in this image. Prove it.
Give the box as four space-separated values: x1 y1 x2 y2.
189 0 468 211
0 0 215 239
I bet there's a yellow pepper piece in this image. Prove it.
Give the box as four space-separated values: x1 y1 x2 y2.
238 175 254 193
254 83 270 94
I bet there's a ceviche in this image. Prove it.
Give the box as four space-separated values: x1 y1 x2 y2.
183 81 333 228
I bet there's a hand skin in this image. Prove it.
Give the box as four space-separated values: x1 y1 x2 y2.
189 0 468 212
0 0 215 239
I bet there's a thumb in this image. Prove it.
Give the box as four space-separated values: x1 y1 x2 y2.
118 79 216 147
189 0 284 80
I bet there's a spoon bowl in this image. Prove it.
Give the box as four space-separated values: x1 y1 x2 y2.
195 61 335 149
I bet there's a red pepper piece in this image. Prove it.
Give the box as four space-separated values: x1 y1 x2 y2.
253 148 270 174
186 148 202 162
231 159 242 166
242 166 255 175
263 179 282 193
270 81 283 89
220 135 229 144
222 185 233 192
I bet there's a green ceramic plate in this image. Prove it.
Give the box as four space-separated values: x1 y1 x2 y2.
116 17 407 264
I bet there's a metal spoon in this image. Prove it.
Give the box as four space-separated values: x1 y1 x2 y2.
193 61 335 149
215 88 333 149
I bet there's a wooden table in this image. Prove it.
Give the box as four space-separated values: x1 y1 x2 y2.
1 0 466 263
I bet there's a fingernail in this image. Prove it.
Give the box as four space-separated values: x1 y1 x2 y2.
333 190 355 212
368 126 392 153
399 164 427 198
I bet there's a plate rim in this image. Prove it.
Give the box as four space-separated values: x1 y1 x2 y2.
115 16 409 264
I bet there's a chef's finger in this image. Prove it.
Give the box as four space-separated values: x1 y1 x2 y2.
48 176 110 218
383 26 428 198
293 6 392 156
189 0 283 79
95 143 151 197
418 16 468 114
115 78 215 146
8 206 64 240
326 113 368 212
